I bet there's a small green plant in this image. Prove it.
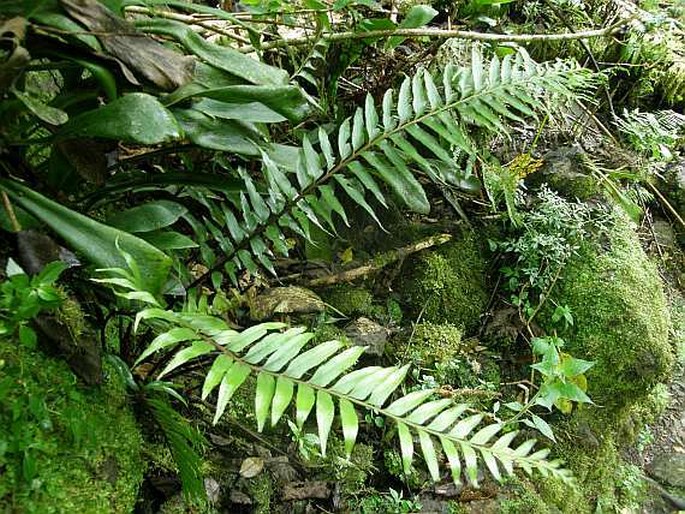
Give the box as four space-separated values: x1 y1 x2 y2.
0 260 67 348
496 188 593 320
358 488 422 514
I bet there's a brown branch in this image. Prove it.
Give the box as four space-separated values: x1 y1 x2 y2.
1 191 21 232
299 233 452 288
240 15 637 53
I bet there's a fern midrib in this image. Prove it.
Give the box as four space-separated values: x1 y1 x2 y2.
191 65 568 288
178 319 557 470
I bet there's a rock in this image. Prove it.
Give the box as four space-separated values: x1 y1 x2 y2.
650 453 685 487
344 317 388 356
529 146 599 200
282 481 331 501
541 211 675 409
229 490 252 505
239 457 265 478
204 477 221 504
250 286 325 320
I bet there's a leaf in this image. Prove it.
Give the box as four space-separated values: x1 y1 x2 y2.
309 346 365 386
418 431 440 481
397 422 414 474
255 373 276 432
271 377 294 426
296 383 316 428
213 362 251 424
440 437 462 484
202 354 233 400
0 180 172 294
339 398 358 458
386 389 436 416
560 356 594 377
367 365 408 407
387 5 438 49
159 340 215 378
19 325 37 349
316 390 335 456
450 414 483 438
13 88 68 125
58 93 181 144
530 414 556 442
284 340 343 379
107 200 187 233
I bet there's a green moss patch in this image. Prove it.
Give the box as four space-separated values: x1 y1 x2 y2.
399 230 489 332
0 342 144 513
544 212 675 410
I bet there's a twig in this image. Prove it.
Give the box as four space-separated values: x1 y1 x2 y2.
649 182 685 228
239 16 637 53
300 233 452 288
1 191 21 232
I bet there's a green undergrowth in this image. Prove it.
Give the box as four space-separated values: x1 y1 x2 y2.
399 230 489 332
542 211 675 411
0 342 144 513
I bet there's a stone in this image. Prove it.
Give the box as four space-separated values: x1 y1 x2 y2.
344 317 389 356
250 286 325 320
650 453 685 487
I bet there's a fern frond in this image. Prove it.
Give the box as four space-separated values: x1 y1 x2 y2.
191 49 596 284
133 309 573 487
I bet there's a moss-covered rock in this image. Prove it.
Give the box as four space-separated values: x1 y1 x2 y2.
544 212 675 410
322 285 385 319
0 342 144 513
399 231 489 332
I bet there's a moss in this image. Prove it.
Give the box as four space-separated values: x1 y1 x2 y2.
0 342 144 513
322 285 385 319
245 473 273 514
399 230 489 332
543 212 675 410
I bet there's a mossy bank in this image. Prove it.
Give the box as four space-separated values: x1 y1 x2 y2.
0 342 144 513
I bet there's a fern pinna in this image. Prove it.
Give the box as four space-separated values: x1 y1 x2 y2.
125 306 572 486
192 48 596 285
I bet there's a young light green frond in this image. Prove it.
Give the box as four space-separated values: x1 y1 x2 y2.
133 310 573 488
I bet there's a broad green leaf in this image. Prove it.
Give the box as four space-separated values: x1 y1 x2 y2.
440 437 462 484
387 4 438 49
418 431 440 482
361 151 429 214
202 354 234 400
1 180 172 294
255 373 276 432
407 399 452 424
338 118 352 160
13 88 68 125
58 93 181 144
397 422 414 475
333 175 384 228
351 108 365 151
194 99 287 123
213 362 251 424
310 346 365 386
136 18 289 86
284 340 343 379
560 357 594 377
140 230 199 250
296 383 316 428
428 405 469 432
386 389 436 416
159 340 215 378
173 108 261 155
107 200 187 233
470 423 501 445
364 94 380 140
339 398 358 458
461 442 479 486
136 327 197 365
316 390 335 456
382 89 396 130
367 365 409 407
411 71 427 116
271 377 294 426
450 414 483 439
